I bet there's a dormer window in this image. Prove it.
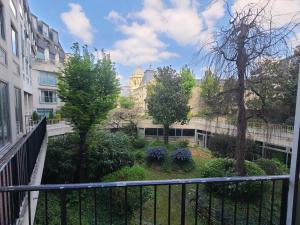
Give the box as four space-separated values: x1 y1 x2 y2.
42 24 49 38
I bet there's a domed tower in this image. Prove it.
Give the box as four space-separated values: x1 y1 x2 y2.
129 66 144 91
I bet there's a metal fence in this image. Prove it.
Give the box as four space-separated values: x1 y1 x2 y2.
0 117 46 225
0 175 289 225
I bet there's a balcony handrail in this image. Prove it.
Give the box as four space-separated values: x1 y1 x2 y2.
0 174 289 192
0 117 47 170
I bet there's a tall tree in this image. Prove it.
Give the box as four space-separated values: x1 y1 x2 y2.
58 43 120 181
146 66 190 144
200 70 221 119
180 65 196 96
206 2 296 175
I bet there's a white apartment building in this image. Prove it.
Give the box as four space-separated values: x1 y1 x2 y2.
30 14 64 118
0 0 64 153
0 0 35 151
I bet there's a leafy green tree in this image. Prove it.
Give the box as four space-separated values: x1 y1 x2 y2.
58 43 120 181
146 66 190 144
180 65 196 96
200 70 221 119
119 96 134 109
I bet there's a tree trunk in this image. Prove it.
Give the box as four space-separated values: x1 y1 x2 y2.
235 23 247 175
163 125 169 144
74 132 86 182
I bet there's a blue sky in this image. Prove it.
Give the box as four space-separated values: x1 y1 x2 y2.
28 0 300 85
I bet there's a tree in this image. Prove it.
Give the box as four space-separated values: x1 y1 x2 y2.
119 96 135 109
247 53 299 125
146 66 190 144
206 2 296 175
58 43 120 181
180 65 196 96
200 70 221 119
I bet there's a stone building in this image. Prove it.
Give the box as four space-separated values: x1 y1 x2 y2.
128 65 202 115
0 0 64 154
30 14 65 118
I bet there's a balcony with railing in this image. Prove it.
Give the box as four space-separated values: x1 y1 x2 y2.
0 118 299 225
39 96 57 104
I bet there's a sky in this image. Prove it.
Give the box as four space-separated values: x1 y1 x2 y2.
28 0 300 86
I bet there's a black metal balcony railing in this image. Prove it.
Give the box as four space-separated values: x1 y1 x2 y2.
0 118 46 225
0 174 289 225
39 96 58 104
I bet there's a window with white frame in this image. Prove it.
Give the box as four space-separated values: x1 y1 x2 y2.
40 90 57 103
0 81 10 148
39 71 57 86
14 87 22 134
11 25 18 56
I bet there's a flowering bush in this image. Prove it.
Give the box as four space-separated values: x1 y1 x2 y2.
172 148 192 162
147 147 167 161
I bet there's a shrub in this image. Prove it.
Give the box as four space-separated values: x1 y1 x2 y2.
201 158 265 199
102 166 152 216
147 146 167 161
32 111 39 121
207 134 258 160
171 148 192 162
255 158 288 175
86 129 134 180
132 137 146 149
177 140 189 148
43 134 79 183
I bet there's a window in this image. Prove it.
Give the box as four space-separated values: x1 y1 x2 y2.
11 25 18 56
15 88 22 134
9 0 16 17
145 128 157 136
0 81 10 148
40 90 57 103
0 4 5 40
182 129 195 137
39 72 57 86
37 108 53 118
0 47 6 65
176 129 182 137
36 50 45 60
42 24 48 37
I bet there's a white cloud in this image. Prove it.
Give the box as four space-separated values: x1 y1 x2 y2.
61 3 94 44
106 10 126 24
232 0 300 28
107 0 226 66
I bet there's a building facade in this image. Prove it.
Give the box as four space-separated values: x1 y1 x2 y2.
0 0 64 153
30 14 64 118
128 66 202 115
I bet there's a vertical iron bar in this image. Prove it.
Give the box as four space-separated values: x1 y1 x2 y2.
195 184 199 225
221 183 225 225
181 184 186 225
45 191 48 225
258 181 264 225
270 180 276 225
246 201 250 225
28 191 31 225
110 188 112 225
168 185 171 225
280 179 289 225
60 190 67 225
78 190 82 225
234 183 238 225
208 184 212 225
94 189 97 225
139 186 143 225
154 185 157 225
125 187 128 225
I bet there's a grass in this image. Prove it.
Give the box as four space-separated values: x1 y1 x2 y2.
34 139 284 225
129 146 214 225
